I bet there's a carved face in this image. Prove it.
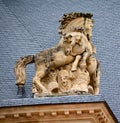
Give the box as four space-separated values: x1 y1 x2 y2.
58 70 71 92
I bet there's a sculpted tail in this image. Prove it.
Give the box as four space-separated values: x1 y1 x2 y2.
14 55 34 86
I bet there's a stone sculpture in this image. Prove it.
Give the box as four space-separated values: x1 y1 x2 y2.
14 12 100 97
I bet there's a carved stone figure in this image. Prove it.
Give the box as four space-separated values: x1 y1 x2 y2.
57 69 72 93
14 12 101 97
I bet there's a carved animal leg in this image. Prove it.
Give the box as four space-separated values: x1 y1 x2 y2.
33 69 48 94
71 55 81 71
79 51 89 69
93 62 101 95
94 85 99 95
87 56 101 95
92 75 100 95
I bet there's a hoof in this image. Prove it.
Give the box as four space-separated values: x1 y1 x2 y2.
17 86 25 97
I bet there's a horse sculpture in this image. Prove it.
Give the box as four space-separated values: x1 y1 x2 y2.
14 12 100 97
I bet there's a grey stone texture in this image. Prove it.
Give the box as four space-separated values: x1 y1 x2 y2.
0 95 104 107
0 0 120 122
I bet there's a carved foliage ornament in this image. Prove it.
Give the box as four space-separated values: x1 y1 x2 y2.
14 12 101 97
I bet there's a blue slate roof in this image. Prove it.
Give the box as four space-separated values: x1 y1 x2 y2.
0 95 104 107
0 0 120 122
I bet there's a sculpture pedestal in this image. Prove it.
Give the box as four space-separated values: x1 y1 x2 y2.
0 95 118 123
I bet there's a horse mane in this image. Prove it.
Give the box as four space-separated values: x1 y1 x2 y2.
59 12 93 34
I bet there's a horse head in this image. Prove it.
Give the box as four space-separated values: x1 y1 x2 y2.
60 32 90 56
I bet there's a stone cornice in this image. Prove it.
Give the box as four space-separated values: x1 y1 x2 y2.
0 95 118 123
0 102 117 123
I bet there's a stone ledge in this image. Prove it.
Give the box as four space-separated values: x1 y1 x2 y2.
0 95 104 107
